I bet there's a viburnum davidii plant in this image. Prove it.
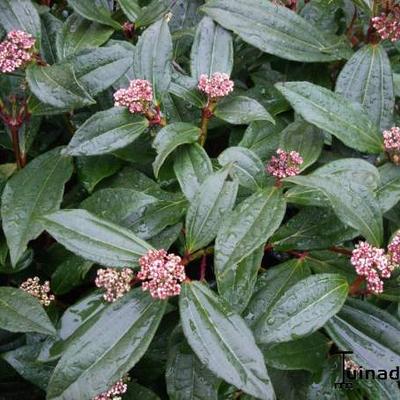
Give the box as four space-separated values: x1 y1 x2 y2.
3 0 400 399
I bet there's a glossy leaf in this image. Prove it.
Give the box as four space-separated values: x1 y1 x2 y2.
325 298 400 371
276 81 383 154
0 0 41 42
152 123 200 178
41 209 152 267
201 0 351 62
173 144 213 201
191 16 233 79
185 167 238 253
2 147 73 266
214 96 274 125
214 187 286 293
26 64 95 109
67 0 121 29
218 146 267 191
286 174 383 246
134 19 172 100
0 287 56 336
254 274 348 344
336 44 394 130
47 288 166 400
118 0 142 22
65 108 149 156
180 281 274 399
244 259 311 327
56 13 114 59
376 163 400 213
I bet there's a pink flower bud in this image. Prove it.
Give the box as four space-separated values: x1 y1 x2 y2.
350 241 394 295
95 268 134 303
266 148 303 179
113 79 153 114
198 72 234 99
372 7 400 42
388 231 400 266
92 377 128 400
138 249 186 300
0 30 35 73
383 126 400 152
20 277 55 306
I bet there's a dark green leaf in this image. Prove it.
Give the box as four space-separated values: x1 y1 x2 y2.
41 12 63 65
135 0 170 28
166 338 221 400
67 0 121 30
65 108 149 156
325 298 400 371
134 18 172 100
152 123 200 178
280 120 323 170
214 187 286 293
180 282 274 399
336 44 394 130
376 163 400 213
262 333 329 373
191 16 233 79
41 209 152 267
218 146 267 191
56 13 114 59
254 274 348 344
0 0 41 42
2 147 73 266
276 81 383 154
0 287 56 336
118 0 141 22
185 167 238 253
173 144 213 201
215 96 274 125
271 208 357 251
244 259 311 327
76 155 123 193
286 175 383 246
26 64 95 109
201 0 351 62
47 288 166 400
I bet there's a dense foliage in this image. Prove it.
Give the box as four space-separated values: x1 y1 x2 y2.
1 0 400 399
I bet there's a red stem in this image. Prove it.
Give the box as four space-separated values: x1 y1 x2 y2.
199 255 207 281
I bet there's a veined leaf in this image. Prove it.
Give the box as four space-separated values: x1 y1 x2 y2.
276 81 383 154
201 0 351 62
180 282 274 399
41 209 152 267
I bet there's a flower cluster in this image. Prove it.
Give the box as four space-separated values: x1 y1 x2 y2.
138 249 186 300
92 377 128 400
20 277 55 306
0 30 35 73
344 358 360 373
388 231 400 266
198 72 234 99
114 79 153 114
351 242 395 294
372 7 400 42
383 126 400 152
266 148 303 180
95 268 134 303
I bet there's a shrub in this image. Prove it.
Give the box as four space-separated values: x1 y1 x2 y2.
0 0 400 399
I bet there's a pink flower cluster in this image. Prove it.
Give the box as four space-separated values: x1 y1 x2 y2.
351 242 395 294
92 377 128 400
114 79 153 114
138 249 186 300
95 268 134 303
383 126 400 152
388 231 400 265
198 72 234 99
266 148 303 179
344 358 360 373
20 277 55 306
372 8 400 42
0 30 35 73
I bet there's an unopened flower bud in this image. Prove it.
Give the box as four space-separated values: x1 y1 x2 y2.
114 79 153 114
266 148 303 180
95 268 134 303
198 72 234 99
138 249 186 300
92 376 129 400
372 7 400 42
20 277 55 306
